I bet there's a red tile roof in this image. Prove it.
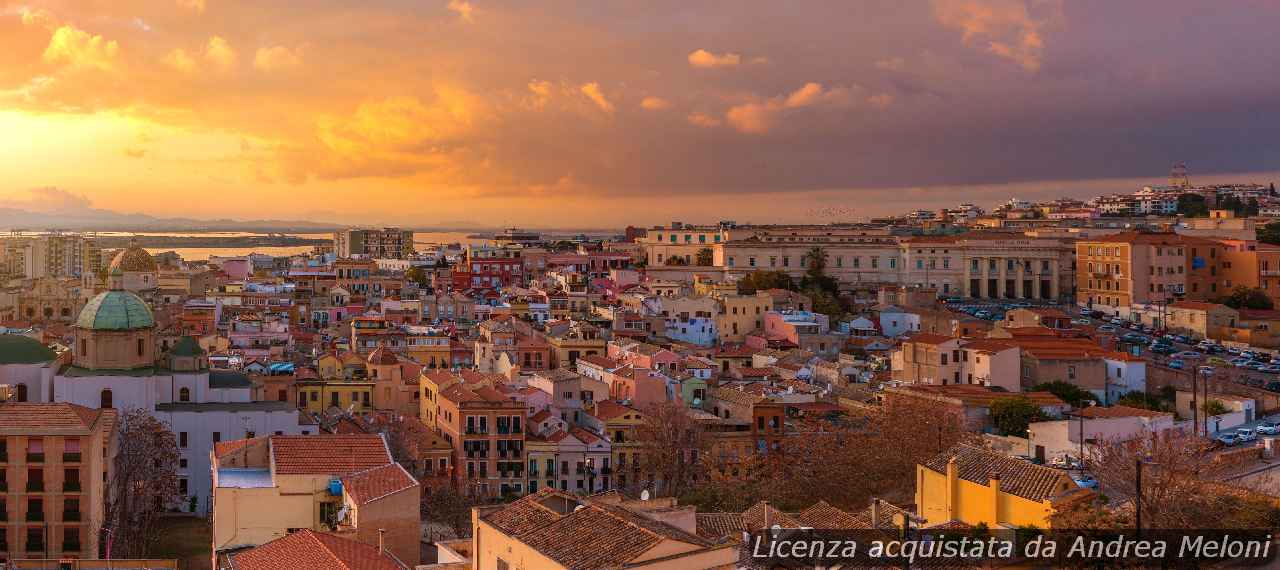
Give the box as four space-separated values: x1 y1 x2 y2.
228 529 407 570
906 333 957 346
214 437 256 459
341 463 419 505
1077 405 1171 419
0 403 111 432
270 435 391 476
590 400 639 422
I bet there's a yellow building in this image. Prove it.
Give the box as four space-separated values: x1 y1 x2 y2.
316 351 365 380
714 292 772 342
473 489 738 570
295 379 373 413
585 401 647 490
915 444 1087 529
210 434 421 566
545 320 606 369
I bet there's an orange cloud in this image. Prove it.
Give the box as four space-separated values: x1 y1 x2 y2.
687 49 741 68
204 36 237 70
687 112 722 128
177 0 207 14
640 96 670 110
448 0 475 22
43 24 120 71
163 48 197 73
579 82 613 114
254 46 303 72
726 82 854 134
931 0 1061 71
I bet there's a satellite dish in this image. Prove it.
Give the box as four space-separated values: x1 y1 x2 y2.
574 505 585 512
640 490 650 501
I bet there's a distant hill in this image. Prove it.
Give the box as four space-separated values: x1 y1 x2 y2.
0 205 341 233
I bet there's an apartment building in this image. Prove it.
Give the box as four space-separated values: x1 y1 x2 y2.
333 228 415 259
891 334 1021 392
1077 232 1214 316
436 384 527 497
638 222 745 266
916 444 1086 529
0 403 116 560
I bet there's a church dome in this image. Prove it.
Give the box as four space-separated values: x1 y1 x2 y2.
109 242 158 273
76 291 155 331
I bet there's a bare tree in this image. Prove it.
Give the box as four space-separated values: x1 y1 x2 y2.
102 409 181 558
1088 430 1280 529
421 485 480 539
633 402 711 498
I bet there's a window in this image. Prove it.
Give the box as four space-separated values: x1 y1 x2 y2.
100 389 113 409
137 338 145 357
15 384 26 403
179 432 188 448
179 387 190 402
212 432 221 443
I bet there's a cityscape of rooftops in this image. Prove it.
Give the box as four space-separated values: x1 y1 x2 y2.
4 1 1280 568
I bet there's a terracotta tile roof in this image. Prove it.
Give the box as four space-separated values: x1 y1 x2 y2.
1077 405 1171 419
568 426 600 444
906 333 957 346
0 403 111 432
341 463 419 505
578 354 620 369
960 340 1015 353
741 500 802 530
695 513 746 540
270 434 391 476
889 385 1065 409
589 400 639 422
1170 301 1228 311
228 529 407 570
529 409 552 423
922 444 1077 502
794 500 864 529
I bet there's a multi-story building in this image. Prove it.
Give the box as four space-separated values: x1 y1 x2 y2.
1076 232 1224 317
436 383 527 497
891 334 1022 392
544 320 606 369
916 444 1083 528
0 402 116 560
333 259 376 298
473 315 550 373
20 233 101 280
638 221 745 266
580 401 645 490
713 292 773 342
452 246 525 291
333 228 415 259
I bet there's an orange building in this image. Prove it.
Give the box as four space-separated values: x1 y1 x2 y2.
436 383 527 497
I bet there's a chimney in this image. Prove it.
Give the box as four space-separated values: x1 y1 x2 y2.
870 498 881 528
378 528 386 556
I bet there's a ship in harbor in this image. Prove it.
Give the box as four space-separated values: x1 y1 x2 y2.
490 227 542 245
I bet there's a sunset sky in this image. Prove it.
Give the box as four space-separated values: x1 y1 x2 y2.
3 0 1280 228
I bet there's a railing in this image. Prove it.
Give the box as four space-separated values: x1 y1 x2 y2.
62 510 81 522
25 482 43 493
62 453 81 463
24 542 42 553
26 453 43 463
63 481 81 492
25 511 42 522
61 542 81 552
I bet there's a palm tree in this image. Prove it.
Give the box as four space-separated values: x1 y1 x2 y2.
804 246 828 275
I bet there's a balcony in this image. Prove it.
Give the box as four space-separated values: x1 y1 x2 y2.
61 542 81 553
1264 269 1280 277
0 452 7 463
26 511 43 522
0 481 7 492
62 510 81 522
63 481 81 493
25 543 43 553
25 482 43 493
26 453 43 464
600 467 612 475
62 453 81 463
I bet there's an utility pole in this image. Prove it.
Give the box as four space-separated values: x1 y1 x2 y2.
1135 457 1143 535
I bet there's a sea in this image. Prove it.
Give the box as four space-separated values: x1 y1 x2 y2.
143 232 488 261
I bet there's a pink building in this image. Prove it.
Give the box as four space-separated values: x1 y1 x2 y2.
602 365 669 407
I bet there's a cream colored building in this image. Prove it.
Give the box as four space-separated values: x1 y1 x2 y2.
210 434 420 567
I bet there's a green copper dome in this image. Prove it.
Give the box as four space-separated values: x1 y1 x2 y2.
76 291 155 331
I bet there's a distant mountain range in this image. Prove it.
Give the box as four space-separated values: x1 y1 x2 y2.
0 205 343 232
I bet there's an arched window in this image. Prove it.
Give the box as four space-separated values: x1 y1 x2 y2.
100 389 113 409
179 387 191 402
16 384 28 403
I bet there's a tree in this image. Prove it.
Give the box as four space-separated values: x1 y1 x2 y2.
800 246 839 293
633 403 710 498
1261 221 1280 246
683 396 972 512
102 409 181 558
1031 381 1100 408
422 486 480 539
1220 286 1274 310
737 270 795 294
1089 430 1280 529
1114 390 1172 412
1202 399 1228 417
989 396 1047 437
694 247 714 266
405 266 431 288
1176 194 1210 218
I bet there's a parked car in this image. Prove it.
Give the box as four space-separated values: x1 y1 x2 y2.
1098 325 1116 333
1142 326 1155 334
1256 422 1280 436
1175 335 1191 344
1072 318 1092 326
1236 429 1258 443
1227 347 1242 355
1266 381 1280 393
1264 365 1280 374
1198 365 1216 375
1173 351 1203 359
1168 359 1185 370
1217 433 1239 446
974 310 992 319
1151 345 1177 355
